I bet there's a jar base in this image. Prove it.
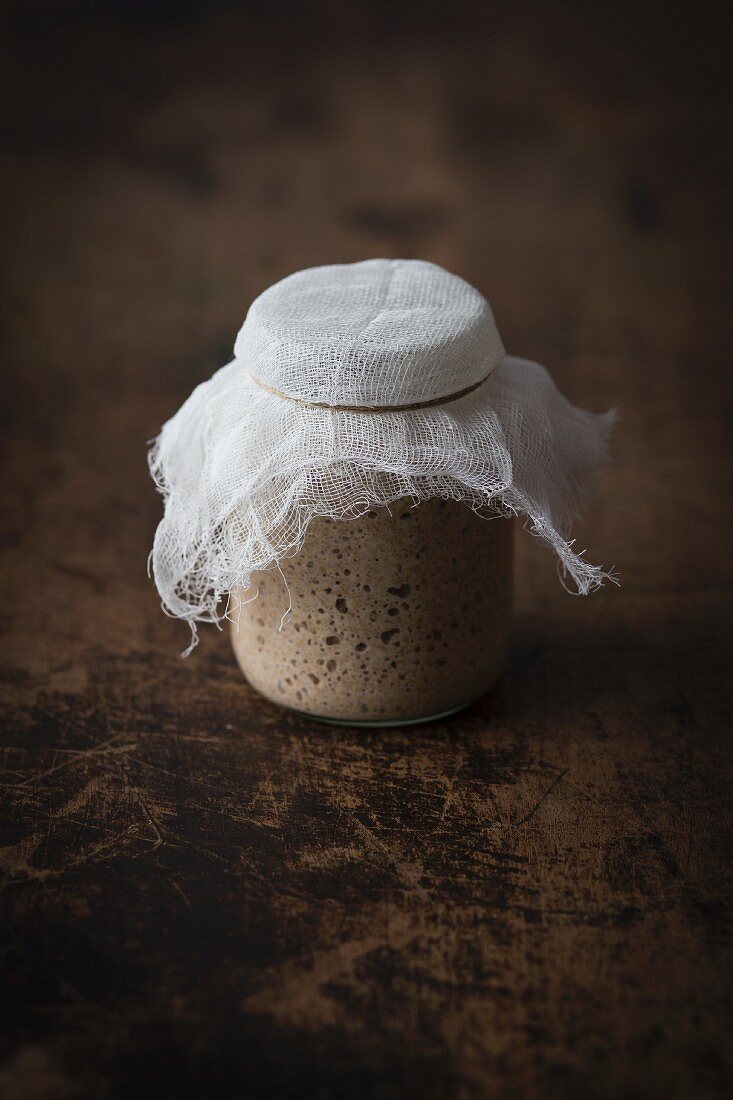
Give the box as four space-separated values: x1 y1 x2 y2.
304 701 476 728
253 688 491 728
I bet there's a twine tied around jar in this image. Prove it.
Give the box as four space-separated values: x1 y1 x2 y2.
247 369 494 413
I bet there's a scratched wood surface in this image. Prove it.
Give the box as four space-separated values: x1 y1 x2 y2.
1 2 731 1098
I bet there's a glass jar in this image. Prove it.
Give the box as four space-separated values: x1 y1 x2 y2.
231 498 512 725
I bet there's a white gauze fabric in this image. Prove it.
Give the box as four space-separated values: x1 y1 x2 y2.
149 259 616 650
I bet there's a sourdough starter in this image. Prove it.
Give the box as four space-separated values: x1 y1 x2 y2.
231 499 512 724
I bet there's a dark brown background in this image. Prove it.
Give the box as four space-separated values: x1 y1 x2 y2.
1 2 731 1097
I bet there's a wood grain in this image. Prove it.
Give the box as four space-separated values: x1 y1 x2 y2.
1 2 731 1097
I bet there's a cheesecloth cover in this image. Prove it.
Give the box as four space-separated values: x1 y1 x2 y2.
149 259 616 650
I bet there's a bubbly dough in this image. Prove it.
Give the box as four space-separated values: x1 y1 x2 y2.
231 499 512 724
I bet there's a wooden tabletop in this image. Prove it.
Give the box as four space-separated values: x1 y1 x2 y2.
1 3 731 1097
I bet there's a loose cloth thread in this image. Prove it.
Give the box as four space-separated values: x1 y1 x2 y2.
149 259 617 651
